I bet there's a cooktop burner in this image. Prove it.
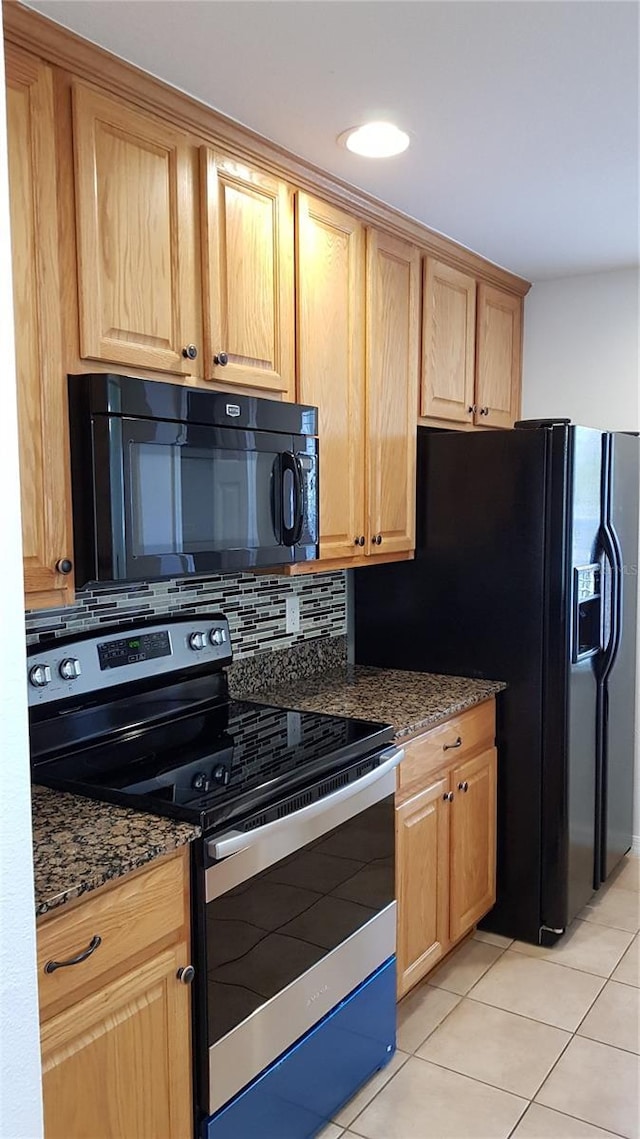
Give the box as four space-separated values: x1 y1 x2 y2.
33 697 391 830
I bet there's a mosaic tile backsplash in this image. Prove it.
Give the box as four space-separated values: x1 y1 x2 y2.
25 571 347 662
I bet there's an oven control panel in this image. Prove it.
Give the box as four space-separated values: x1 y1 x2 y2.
27 616 231 706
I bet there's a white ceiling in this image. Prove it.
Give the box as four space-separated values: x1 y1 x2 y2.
23 0 640 281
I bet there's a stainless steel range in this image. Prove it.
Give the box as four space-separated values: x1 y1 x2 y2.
28 616 401 1138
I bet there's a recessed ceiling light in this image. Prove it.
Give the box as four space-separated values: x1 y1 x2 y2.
338 121 410 158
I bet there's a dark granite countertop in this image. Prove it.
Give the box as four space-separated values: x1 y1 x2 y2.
32 785 200 917
239 665 505 739
32 657 503 918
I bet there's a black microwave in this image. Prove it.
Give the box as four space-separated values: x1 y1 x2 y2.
68 374 319 587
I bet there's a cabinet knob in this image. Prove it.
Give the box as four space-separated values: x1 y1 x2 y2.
56 558 73 575
480 406 489 416
458 780 469 792
372 534 383 546
468 405 477 414
442 791 454 802
214 351 229 367
182 344 198 360
177 965 195 985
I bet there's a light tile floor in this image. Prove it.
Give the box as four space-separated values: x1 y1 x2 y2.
318 854 640 1139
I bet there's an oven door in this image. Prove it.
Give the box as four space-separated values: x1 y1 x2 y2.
89 416 318 583
201 747 402 1117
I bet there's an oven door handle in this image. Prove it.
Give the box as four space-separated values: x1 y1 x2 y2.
208 744 404 861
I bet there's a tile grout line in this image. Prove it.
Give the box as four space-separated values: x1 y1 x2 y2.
340 902 638 1139
424 936 512 1006
515 1101 630 1139
524 905 639 1134
333 1051 412 1131
403 1048 558 1105
507 937 635 978
455 992 580 1034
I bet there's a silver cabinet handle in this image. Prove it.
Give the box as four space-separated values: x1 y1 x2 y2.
443 791 454 802
443 736 462 751
208 745 404 861
458 780 469 792
44 935 102 974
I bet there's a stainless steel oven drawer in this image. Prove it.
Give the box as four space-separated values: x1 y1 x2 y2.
208 902 396 1115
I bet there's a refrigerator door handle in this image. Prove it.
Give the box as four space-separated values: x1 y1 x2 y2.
599 522 623 681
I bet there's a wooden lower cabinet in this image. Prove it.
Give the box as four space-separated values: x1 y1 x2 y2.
395 702 497 999
41 943 191 1139
396 775 450 998
37 850 193 1139
450 748 497 942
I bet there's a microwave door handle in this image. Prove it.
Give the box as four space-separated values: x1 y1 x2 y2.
292 454 304 544
208 745 404 860
281 451 303 546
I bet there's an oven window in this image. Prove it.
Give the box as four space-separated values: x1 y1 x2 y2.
129 441 278 556
205 798 394 1045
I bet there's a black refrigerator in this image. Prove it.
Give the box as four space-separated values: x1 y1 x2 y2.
354 421 638 945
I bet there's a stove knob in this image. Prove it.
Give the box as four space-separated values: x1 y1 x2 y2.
212 764 230 786
192 772 210 792
59 658 81 681
209 627 226 647
189 631 206 651
29 664 52 688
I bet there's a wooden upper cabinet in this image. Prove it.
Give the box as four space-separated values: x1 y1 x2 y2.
396 775 450 998
296 193 366 560
201 149 295 396
72 82 201 375
366 229 420 556
421 258 476 424
6 47 74 609
475 284 522 428
449 747 497 942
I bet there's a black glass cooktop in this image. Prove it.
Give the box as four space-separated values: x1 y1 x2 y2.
32 697 392 832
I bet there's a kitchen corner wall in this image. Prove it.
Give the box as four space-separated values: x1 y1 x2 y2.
25 570 347 660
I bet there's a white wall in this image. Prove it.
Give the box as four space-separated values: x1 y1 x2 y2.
523 268 639 432
0 14 44 1137
522 267 640 850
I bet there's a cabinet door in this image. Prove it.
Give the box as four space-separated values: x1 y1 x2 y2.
41 943 192 1139
396 776 450 998
296 193 366 559
201 149 294 396
449 748 497 942
72 82 200 375
475 285 522 428
366 229 420 555
421 258 476 424
6 47 74 609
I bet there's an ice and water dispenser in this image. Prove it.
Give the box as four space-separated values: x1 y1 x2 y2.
572 564 602 662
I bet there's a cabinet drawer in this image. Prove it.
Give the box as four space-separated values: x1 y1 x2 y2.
397 700 495 799
37 852 187 1016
